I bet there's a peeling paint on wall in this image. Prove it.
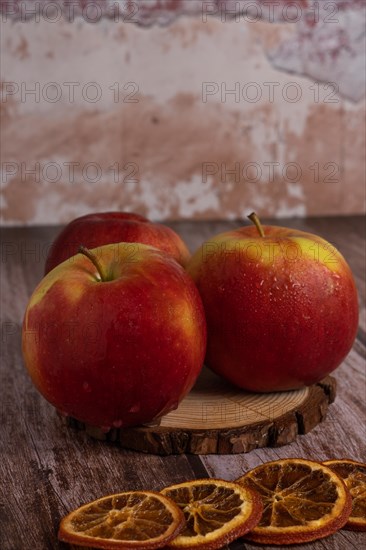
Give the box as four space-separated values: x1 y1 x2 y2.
268 6 366 102
1 1 365 224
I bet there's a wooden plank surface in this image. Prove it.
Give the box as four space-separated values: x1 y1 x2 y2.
1 216 365 550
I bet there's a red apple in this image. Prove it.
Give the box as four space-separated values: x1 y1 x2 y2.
187 213 358 392
23 243 206 429
44 212 191 274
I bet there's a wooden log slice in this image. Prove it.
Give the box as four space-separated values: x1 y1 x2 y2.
63 367 336 455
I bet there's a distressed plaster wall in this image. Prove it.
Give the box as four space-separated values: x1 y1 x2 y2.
1 0 365 225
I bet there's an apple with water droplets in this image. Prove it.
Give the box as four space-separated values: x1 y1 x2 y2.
23 243 206 429
187 213 358 392
45 211 191 274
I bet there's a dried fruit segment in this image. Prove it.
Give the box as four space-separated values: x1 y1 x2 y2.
161 478 262 549
236 458 352 545
58 491 185 549
323 459 366 531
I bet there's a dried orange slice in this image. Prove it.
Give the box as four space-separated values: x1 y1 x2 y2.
236 458 352 545
160 478 262 549
323 459 366 531
58 490 185 549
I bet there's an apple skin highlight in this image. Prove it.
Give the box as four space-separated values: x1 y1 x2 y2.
23 243 206 429
187 221 359 392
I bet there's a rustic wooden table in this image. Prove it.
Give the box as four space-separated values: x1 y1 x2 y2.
1 216 365 549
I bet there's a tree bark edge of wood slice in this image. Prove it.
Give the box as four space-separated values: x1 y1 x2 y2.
61 372 337 455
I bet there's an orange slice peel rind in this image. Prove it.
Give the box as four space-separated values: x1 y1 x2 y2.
236 458 352 545
161 478 262 550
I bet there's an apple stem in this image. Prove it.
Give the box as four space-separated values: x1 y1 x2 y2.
78 245 108 282
248 212 265 237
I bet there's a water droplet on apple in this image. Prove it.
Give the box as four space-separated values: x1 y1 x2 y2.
82 381 92 392
128 403 141 413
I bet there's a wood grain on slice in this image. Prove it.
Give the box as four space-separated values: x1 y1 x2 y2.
64 368 336 455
